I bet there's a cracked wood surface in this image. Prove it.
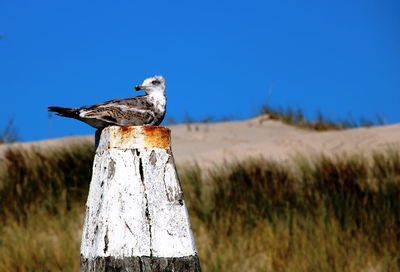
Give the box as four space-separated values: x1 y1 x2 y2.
81 126 199 271
80 256 201 272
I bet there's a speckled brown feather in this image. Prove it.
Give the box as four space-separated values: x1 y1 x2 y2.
48 76 167 129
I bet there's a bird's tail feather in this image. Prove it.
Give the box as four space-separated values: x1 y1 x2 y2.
48 106 80 118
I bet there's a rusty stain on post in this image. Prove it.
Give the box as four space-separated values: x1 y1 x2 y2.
95 126 171 152
142 126 170 149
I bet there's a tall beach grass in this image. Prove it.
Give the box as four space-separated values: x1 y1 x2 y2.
0 142 398 271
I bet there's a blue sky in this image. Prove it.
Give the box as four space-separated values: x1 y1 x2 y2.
1 0 399 141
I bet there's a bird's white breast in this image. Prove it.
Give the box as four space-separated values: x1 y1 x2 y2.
149 93 166 114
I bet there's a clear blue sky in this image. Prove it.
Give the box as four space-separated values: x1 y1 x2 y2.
1 0 399 141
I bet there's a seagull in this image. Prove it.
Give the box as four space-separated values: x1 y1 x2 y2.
48 76 167 129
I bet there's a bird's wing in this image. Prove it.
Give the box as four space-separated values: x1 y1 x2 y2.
78 96 156 125
93 96 153 110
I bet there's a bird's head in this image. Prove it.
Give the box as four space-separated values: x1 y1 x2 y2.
135 75 165 96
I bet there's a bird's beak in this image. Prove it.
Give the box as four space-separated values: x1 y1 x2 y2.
134 85 142 91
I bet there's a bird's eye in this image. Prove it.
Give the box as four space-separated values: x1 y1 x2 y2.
151 80 161 85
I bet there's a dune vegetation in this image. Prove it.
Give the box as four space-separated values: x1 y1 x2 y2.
260 105 386 131
0 140 398 272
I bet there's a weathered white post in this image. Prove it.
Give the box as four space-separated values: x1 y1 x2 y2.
80 126 201 272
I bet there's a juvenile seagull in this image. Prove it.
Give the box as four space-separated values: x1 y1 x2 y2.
48 76 166 129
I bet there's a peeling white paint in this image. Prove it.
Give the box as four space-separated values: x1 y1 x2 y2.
81 144 197 259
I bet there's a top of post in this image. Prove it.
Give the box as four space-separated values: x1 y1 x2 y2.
95 126 170 152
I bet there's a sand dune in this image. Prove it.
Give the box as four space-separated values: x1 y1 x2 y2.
170 116 400 165
2 116 400 166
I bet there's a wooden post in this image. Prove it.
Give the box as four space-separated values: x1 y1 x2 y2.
80 126 201 272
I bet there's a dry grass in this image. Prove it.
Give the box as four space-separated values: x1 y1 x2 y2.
0 143 93 220
0 142 398 271
0 207 83 272
0 118 19 144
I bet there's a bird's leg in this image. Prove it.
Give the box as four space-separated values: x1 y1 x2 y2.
95 128 104 150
